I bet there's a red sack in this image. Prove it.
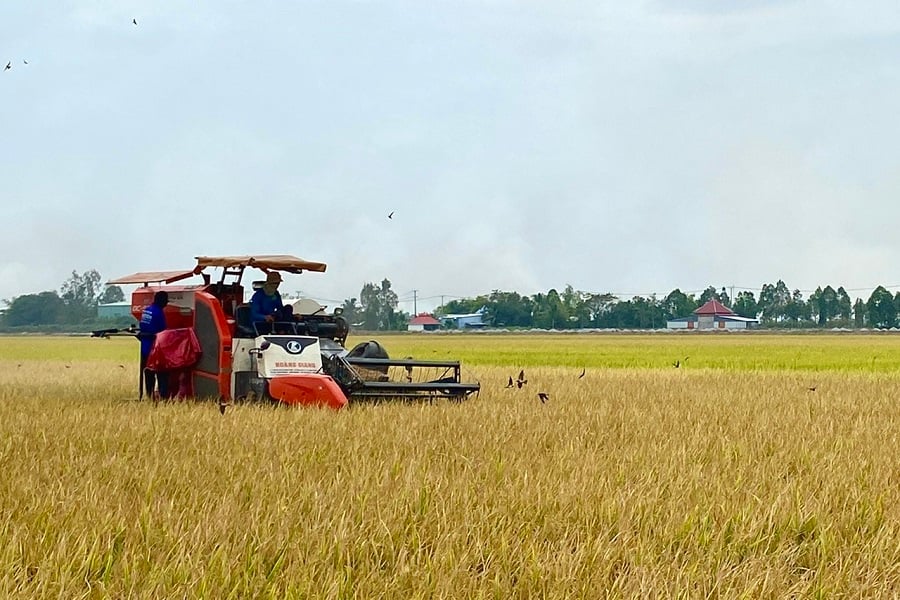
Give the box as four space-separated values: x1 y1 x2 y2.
146 328 202 372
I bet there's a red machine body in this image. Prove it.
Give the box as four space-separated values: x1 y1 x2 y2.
268 374 348 409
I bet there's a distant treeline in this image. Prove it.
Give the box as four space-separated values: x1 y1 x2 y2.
0 270 131 331
423 282 899 330
4 272 899 331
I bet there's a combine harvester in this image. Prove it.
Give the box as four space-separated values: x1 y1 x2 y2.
100 255 479 409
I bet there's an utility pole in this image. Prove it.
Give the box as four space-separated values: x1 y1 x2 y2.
413 289 418 315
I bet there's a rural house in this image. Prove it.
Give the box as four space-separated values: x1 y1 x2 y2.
440 307 488 329
666 299 759 330
408 314 441 332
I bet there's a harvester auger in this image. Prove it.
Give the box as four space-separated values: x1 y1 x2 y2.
100 255 480 408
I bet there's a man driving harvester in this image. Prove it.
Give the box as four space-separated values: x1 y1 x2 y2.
250 271 294 332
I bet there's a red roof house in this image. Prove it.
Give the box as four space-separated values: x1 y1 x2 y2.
408 314 441 332
694 299 734 316
667 298 759 330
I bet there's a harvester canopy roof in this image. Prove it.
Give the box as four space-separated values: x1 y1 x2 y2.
194 255 327 274
107 269 198 285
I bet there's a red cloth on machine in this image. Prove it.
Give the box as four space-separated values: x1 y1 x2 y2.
146 328 202 372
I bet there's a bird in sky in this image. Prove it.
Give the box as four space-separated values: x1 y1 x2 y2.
505 376 514 388
578 367 585 379
133 18 138 25
388 211 394 220
538 392 549 403
4 62 10 71
516 369 527 388
23 60 27 65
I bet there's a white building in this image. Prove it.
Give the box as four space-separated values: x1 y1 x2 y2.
440 307 487 329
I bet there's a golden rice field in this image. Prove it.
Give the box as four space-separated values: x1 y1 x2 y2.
1 333 899 598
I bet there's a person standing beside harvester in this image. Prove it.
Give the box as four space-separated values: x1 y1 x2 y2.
139 291 169 399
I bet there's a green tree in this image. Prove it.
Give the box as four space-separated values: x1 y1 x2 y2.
697 286 730 307
585 293 618 326
732 291 758 319
808 287 822 324
484 291 533 327
697 286 717 305
528 289 570 329
440 297 488 316
866 286 896 328
530 292 551 329
758 280 791 323
561 285 591 328
389 309 411 330
98 285 125 304
812 285 839 326
340 297 361 325
853 298 866 328
632 295 665 328
836 287 853 323
662 289 697 319
359 279 399 330
783 289 810 324
544 289 568 329
2 292 66 326
60 269 103 323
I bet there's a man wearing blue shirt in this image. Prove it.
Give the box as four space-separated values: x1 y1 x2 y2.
139 291 169 399
250 271 292 332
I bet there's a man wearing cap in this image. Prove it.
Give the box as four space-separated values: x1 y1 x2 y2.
250 271 291 327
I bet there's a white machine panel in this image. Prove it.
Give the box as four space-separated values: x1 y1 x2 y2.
255 335 322 377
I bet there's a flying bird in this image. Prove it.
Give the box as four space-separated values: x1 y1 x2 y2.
133 18 138 25
537 392 549 403
4 62 10 71
578 367 585 379
673 356 689 368
23 60 27 65
807 386 817 392
505 376 514 389
516 370 527 388
388 211 394 220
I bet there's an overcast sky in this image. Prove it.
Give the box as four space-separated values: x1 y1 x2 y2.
3 1 900 312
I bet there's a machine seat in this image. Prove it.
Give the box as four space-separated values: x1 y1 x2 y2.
234 304 255 338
